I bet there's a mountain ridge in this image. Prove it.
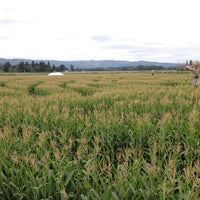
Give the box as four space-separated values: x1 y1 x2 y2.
0 58 179 68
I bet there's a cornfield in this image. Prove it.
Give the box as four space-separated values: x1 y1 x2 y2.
0 71 199 200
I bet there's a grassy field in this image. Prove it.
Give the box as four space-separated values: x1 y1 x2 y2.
0 71 199 200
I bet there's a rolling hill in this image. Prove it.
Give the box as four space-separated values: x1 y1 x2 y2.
0 58 178 68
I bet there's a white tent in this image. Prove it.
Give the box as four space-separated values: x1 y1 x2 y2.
47 72 64 76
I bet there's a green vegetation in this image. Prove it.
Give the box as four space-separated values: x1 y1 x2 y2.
1 61 66 73
0 72 199 199
58 81 68 89
27 81 50 96
72 87 96 96
0 81 6 87
27 81 43 95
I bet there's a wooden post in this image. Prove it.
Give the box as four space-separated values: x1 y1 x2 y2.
195 87 198 104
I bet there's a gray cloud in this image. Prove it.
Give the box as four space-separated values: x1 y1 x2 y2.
57 37 68 41
102 44 162 55
99 42 200 62
0 18 16 25
0 35 10 40
91 35 112 43
1 7 18 14
0 18 35 25
104 44 136 50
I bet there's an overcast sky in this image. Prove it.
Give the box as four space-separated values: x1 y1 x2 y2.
1 0 200 63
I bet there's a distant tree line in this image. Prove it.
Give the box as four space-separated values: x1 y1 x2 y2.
74 65 176 71
0 61 67 72
0 62 180 72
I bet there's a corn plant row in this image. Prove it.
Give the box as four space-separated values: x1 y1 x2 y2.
0 72 199 199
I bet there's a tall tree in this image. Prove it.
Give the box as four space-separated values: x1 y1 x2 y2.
18 62 25 72
3 62 11 72
189 60 193 66
58 64 66 72
70 64 75 71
